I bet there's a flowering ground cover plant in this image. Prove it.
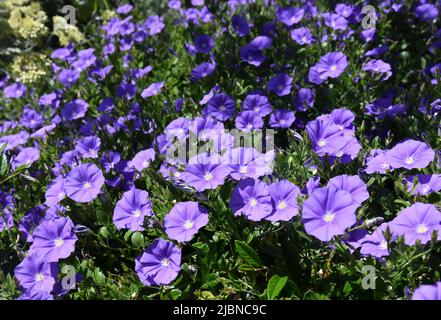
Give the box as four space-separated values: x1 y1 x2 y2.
1 0 441 301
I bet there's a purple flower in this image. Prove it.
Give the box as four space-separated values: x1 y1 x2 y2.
361 28 376 42
269 109 295 128
65 163 105 203
385 140 435 170
75 136 101 159
266 180 300 221
293 88 315 111
359 223 395 258
144 15 165 36
4 83 26 99
117 81 137 100
166 117 190 140
302 185 358 242
414 3 439 22
17 290 54 300
235 111 264 132
242 93 272 117
277 7 305 26
225 147 268 180
405 174 441 196
29 217 78 262
248 36 273 51
240 46 266 66
322 12 348 30
191 61 216 81
290 27 315 45
308 52 348 85
322 135 362 164
135 239 181 286
20 109 43 129
230 178 273 221
97 98 113 113
14 254 58 292
57 69 80 87
130 148 156 171
267 73 293 96
141 82 164 98
12 147 40 170
61 99 89 120
116 4 133 15
194 35 215 53
365 149 392 174
202 93 236 121
326 108 355 134
232 14 252 37
306 117 343 153
412 282 441 300
363 59 392 80
364 44 389 57
113 188 153 231
31 124 56 140
0 131 29 151
101 151 121 173
390 203 441 245
328 175 369 206
45 177 66 206
182 153 231 192
164 201 209 242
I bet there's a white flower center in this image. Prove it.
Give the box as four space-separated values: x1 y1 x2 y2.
84 182 92 189
405 156 414 165
278 201 287 210
330 65 337 71
161 258 170 267
249 198 257 207
239 166 248 174
253 107 260 113
317 139 326 147
416 224 428 234
204 172 213 181
35 273 45 282
323 211 335 222
184 220 193 229
379 241 388 250
381 162 389 169
133 209 142 217
54 238 64 247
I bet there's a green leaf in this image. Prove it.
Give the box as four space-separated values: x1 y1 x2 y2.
0 153 8 177
266 275 288 299
131 232 144 247
343 281 353 295
99 226 110 239
192 242 209 254
201 273 219 289
235 240 262 267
